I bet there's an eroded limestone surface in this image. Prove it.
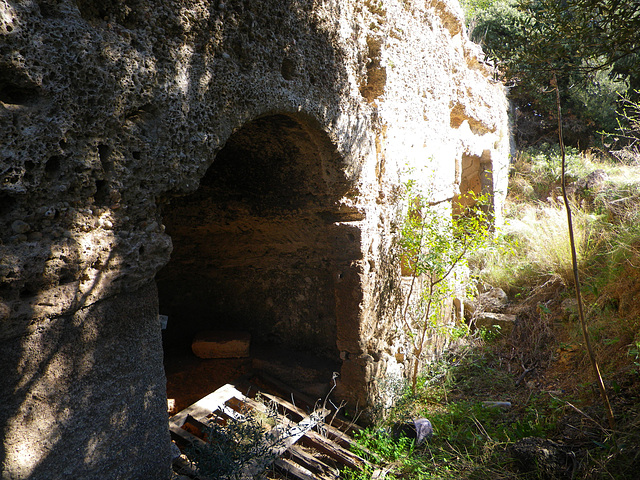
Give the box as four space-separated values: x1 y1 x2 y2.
1 0 509 477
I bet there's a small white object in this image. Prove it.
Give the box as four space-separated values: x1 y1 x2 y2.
159 314 169 330
482 401 512 409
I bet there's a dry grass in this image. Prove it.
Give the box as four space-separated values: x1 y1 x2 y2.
473 145 640 293
470 201 602 294
468 143 640 382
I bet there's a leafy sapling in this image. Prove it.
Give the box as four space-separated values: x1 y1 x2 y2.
398 176 493 395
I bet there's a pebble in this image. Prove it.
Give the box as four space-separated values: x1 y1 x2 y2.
12 234 28 243
99 218 113 229
11 220 30 234
482 401 512 409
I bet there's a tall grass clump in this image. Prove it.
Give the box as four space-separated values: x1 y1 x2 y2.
471 144 640 296
471 202 602 293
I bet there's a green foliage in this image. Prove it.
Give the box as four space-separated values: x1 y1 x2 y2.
343 430 415 480
347 349 564 479
399 175 493 394
605 90 640 158
476 325 502 343
185 409 281 479
518 0 640 82
459 0 505 22
570 64 629 134
628 341 640 373
467 0 635 147
468 0 527 63
425 399 552 446
354 428 416 462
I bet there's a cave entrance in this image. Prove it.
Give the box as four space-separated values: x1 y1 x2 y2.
157 114 357 411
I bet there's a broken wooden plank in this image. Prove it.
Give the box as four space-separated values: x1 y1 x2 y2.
286 444 340 479
250 384 382 467
322 411 363 437
273 413 323 455
191 331 251 359
256 371 362 434
169 423 207 448
227 392 275 415
248 393 330 425
302 428 371 471
237 412 324 477
183 414 209 432
261 390 308 419
225 391 331 443
273 457 320 480
261 393 358 447
169 383 240 428
315 421 356 447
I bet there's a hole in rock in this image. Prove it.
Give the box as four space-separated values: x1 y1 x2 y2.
157 113 359 412
94 179 110 206
97 144 112 171
0 67 40 106
0 194 16 216
44 156 61 179
281 57 296 80
0 83 39 106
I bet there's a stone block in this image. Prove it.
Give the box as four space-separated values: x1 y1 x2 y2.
474 312 516 336
192 331 251 359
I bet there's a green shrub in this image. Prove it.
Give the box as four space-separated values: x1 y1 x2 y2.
466 0 632 148
185 408 282 479
398 175 493 394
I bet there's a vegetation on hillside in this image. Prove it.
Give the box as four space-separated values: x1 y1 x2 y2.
345 143 640 479
343 5 640 476
346 0 640 480
348 0 640 462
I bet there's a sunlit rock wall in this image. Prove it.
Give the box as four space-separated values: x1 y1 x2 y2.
338 0 511 413
0 0 508 477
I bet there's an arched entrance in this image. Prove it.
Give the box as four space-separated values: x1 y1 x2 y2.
157 114 358 404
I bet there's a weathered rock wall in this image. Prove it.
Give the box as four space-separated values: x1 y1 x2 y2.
0 283 169 479
0 0 508 477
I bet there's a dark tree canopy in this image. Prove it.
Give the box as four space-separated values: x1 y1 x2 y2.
467 0 639 147
520 0 640 83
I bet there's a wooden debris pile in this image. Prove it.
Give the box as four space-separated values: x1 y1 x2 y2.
169 374 381 479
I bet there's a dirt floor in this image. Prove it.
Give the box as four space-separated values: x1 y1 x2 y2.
164 344 341 415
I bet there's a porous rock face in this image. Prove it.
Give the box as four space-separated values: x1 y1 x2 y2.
0 0 509 477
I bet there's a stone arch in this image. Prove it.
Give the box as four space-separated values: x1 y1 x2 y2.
157 113 359 367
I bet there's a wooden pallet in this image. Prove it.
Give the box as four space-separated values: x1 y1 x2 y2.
169 374 380 479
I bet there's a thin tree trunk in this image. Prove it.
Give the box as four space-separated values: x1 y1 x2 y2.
553 74 615 430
